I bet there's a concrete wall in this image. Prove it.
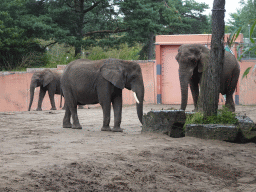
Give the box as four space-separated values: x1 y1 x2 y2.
0 61 156 112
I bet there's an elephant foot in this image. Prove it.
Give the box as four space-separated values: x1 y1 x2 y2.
63 123 72 128
101 126 112 131
78 105 84 109
50 107 57 110
72 124 82 129
112 127 123 132
36 108 42 111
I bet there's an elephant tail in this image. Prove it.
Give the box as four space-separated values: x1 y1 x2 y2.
60 89 63 108
228 66 240 95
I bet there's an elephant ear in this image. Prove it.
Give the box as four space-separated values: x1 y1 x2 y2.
43 71 54 87
175 49 181 62
100 64 126 89
198 52 209 73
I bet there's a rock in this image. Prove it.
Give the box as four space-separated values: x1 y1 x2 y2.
186 124 238 141
236 115 256 140
142 110 186 138
185 116 256 142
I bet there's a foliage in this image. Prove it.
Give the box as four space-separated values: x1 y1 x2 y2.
238 19 256 79
184 106 238 129
0 0 48 70
1 0 210 69
226 0 256 38
86 43 141 61
41 42 142 69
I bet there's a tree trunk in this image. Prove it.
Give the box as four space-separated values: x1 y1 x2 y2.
74 0 84 58
75 46 82 57
148 32 155 60
198 0 225 117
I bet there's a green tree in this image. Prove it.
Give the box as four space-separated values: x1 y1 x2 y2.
226 0 256 38
28 0 210 59
0 0 46 70
119 0 209 59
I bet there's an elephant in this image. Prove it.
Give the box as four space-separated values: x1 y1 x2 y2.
28 69 62 111
175 44 240 112
61 58 144 132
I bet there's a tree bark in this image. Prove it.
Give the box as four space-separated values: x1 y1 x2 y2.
199 0 225 117
148 32 155 60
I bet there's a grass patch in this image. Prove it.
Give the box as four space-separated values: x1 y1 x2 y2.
184 106 238 129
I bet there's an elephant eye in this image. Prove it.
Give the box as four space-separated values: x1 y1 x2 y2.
190 59 197 65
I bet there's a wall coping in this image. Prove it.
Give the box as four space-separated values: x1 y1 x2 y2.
155 34 244 45
0 71 27 76
0 60 156 76
26 68 58 73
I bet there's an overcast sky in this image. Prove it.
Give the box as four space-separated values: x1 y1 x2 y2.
195 0 244 23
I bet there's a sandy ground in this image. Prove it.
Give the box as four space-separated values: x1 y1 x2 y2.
0 104 256 192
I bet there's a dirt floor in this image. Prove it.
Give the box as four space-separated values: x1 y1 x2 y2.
0 104 256 192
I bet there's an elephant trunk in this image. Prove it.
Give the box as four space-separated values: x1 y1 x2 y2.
132 84 144 125
179 70 191 111
28 83 36 111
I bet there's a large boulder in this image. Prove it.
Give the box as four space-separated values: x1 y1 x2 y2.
185 115 256 142
186 124 238 141
142 110 186 138
236 115 256 140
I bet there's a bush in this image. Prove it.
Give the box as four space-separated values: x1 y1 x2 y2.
86 43 141 61
41 42 142 69
0 41 46 71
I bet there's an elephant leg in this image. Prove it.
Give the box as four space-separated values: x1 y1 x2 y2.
70 107 82 129
100 101 112 132
62 90 82 129
225 94 235 112
37 88 46 111
63 107 72 128
48 87 57 110
190 76 200 111
225 68 240 112
112 89 123 132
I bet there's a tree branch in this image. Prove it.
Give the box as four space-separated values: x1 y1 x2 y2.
83 1 101 14
43 41 57 49
84 27 129 36
67 3 79 13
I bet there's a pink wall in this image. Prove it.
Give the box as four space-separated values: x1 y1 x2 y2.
239 60 256 105
0 61 156 112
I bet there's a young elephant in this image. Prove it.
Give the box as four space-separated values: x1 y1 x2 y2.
61 59 144 132
175 44 240 112
28 69 62 111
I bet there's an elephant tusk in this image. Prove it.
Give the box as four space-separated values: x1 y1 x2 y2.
133 92 140 104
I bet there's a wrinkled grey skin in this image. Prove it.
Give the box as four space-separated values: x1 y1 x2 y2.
28 69 62 111
61 59 144 132
175 44 240 112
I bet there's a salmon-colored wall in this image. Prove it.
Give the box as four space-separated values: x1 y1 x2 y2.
0 61 156 112
239 60 256 105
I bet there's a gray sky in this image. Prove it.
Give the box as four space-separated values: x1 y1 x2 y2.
195 0 244 23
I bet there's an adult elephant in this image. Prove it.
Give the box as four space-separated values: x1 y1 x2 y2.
175 44 240 112
28 69 62 111
61 58 144 132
